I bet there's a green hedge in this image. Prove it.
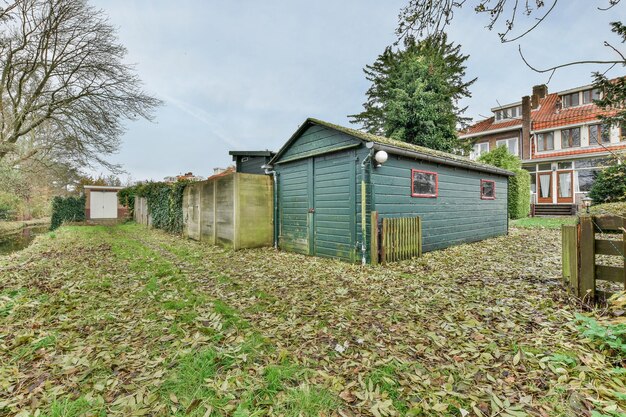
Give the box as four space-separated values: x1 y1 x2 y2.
508 168 531 219
120 181 189 234
589 163 626 203
50 195 86 230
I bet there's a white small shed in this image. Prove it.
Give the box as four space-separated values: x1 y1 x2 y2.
84 185 126 221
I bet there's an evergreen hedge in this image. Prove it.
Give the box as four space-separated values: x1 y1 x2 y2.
50 195 86 230
508 168 531 219
120 181 189 234
589 163 626 203
478 146 530 220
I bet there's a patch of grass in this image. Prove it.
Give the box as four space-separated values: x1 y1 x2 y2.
161 348 229 416
40 397 103 417
263 362 303 394
276 385 338 417
367 362 408 413
510 216 577 229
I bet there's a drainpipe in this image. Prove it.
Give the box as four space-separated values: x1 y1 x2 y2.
360 146 374 265
263 165 278 249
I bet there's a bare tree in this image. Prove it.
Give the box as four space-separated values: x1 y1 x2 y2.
397 0 620 43
0 0 161 171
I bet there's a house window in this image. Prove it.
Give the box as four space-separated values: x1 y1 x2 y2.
537 163 552 171
582 88 601 104
589 124 610 144
480 180 496 200
557 161 572 170
411 169 438 198
562 92 580 108
560 127 580 148
495 111 502 121
496 137 519 155
471 142 490 159
536 132 554 151
577 170 600 192
530 173 536 193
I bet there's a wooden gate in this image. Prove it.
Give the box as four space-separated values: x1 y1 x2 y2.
562 214 626 299
372 214 422 264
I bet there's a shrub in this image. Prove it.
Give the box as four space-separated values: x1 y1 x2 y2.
0 191 23 221
478 145 530 219
50 195 86 230
508 168 531 219
589 163 626 204
121 181 189 234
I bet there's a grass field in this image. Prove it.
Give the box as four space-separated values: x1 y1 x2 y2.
510 216 577 229
0 224 624 416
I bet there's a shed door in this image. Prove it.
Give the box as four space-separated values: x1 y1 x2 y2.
278 159 311 254
90 191 118 219
313 152 355 261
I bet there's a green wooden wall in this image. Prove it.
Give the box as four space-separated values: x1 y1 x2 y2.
275 124 509 263
370 154 508 253
280 125 359 163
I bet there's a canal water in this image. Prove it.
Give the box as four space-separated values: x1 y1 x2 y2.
0 225 50 256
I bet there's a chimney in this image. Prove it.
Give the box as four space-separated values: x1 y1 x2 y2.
531 84 548 109
521 95 532 160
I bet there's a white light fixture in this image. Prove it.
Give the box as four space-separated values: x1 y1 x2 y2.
374 150 388 166
583 196 592 214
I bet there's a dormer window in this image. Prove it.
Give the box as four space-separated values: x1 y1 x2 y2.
494 105 521 121
562 92 579 108
582 88 601 104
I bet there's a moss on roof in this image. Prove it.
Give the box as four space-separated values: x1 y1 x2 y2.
307 118 513 176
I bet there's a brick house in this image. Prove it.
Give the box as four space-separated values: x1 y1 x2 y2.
459 82 625 215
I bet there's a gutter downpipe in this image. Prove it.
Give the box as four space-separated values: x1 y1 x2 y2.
360 147 374 265
264 166 278 249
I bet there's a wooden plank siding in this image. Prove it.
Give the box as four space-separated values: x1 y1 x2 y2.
312 150 356 261
280 125 360 163
371 154 508 253
278 158 310 255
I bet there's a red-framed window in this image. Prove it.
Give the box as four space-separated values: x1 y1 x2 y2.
480 179 496 200
411 169 438 198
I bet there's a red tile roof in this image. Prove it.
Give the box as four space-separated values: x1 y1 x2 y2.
532 93 618 130
461 117 521 136
461 90 619 138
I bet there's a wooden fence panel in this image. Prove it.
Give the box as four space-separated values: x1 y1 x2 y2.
562 214 625 299
381 216 422 264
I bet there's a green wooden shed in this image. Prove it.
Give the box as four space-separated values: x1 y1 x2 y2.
267 118 514 264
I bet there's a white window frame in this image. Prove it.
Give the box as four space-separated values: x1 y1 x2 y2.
496 137 519 156
471 142 490 159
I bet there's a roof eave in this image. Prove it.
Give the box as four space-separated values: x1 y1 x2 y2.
373 143 515 177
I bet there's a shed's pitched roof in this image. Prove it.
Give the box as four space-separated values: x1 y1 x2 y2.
271 118 514 177
228 150 275 157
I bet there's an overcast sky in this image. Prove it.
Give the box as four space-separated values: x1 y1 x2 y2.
90 0 625 182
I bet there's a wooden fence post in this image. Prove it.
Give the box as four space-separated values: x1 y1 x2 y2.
579 216 595 299
562 224 570 284
371 211 378 265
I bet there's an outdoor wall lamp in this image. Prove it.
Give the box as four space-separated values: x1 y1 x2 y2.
374 150 388 167
583 196 592 214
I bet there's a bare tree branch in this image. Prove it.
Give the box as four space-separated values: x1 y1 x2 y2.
0 0 162 169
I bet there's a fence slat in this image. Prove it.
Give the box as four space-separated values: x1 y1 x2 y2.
596 265 624 283
380 216 422 263
371 211 378 265
579 216 595 299
595 239 624 257
593 215 623 232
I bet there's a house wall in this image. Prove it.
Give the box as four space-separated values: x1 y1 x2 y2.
472 129 522 157
371 154 509 253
